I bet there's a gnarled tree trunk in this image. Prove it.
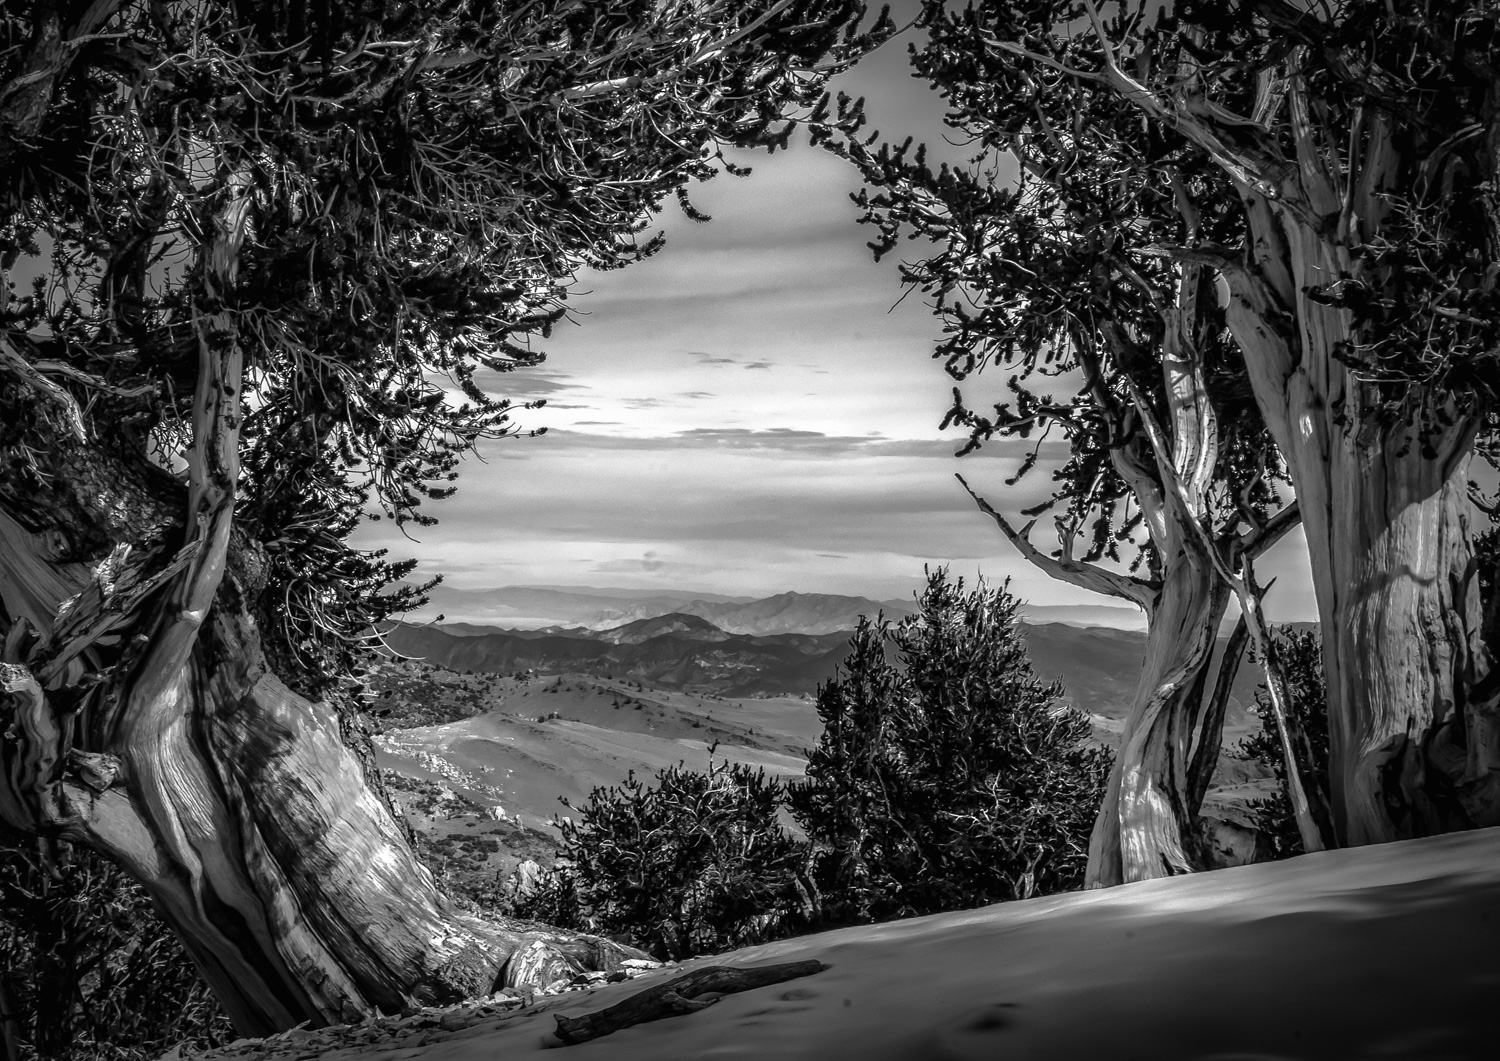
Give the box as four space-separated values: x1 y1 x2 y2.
964 256 1300 886
1093 29 1500 849
0 506 637 1036
0 185 638 1036
1216 150 1494 847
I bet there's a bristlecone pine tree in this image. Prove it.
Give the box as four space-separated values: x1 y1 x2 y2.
0 0 889 1035
790 571 1112 921
821 0 1321 884
847 0 1500 856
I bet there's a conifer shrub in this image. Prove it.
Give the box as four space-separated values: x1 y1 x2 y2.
789 571 1112 922
0 834 232 1061
516 759 810 960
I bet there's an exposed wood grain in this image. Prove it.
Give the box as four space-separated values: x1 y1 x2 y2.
553 959 829 1045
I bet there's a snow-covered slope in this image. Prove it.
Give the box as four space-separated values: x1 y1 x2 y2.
207 827 1499 1060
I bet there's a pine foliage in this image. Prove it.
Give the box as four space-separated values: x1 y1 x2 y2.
791 571 1111 920
0 836 231 1061
517 759 809 961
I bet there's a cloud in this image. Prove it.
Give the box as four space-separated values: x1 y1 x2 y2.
743 361 773 370
676 391 716 400
592 550 668 574
524 428 1069 462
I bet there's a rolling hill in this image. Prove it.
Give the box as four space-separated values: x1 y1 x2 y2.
383 619 853 697
369 610 1281 895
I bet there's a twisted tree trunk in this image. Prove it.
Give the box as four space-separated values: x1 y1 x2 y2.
0 507 639 1035
1085 542 1228 885
963 258 1298 886
0 185 638 1039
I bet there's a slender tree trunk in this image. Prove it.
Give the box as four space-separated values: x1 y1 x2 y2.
1086 546 1229 886
1236 566 1326 853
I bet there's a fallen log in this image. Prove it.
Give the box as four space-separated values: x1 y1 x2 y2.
553 959 829 1045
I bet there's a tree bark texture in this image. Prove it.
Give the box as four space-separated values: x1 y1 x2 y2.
0 503 637 1036
1085 547 1229 886
966 256 1300 886
1098 36 1500 847
1214 120 1493 847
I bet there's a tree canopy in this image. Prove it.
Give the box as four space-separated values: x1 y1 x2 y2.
0 0 892 1034
830 0 1500 867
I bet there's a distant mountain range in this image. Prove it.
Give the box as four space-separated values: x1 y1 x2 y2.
381 609 1263 721
410 584 1146 633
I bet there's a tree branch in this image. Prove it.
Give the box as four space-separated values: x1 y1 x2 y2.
0 661 65 831
126 171 250 692
553 960 828 1046
0 336 87 442
1241 501 1301 561
956 474 1156 611
0 1 124 142
1080 0 1291 203
1187 611 1248 817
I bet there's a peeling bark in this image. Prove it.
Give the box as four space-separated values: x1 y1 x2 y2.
1219 186 1490 846
1086 545 1229 886
1091 30 1498 848
0 517 645 1034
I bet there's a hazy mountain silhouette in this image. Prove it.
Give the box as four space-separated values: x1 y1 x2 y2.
411 585 918 633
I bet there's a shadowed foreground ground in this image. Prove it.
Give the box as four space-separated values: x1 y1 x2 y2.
183 827 1500 1061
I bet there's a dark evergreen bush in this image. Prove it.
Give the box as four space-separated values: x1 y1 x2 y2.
790 571 1112 922
516 759 810 960
0 834 231 1061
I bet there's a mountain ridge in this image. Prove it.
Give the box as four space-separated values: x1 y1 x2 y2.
408 584 1146 633
412 585 919 634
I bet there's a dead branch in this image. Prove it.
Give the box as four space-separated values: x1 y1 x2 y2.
34 540 203 686
553 959 828 1046
956 474 1156 611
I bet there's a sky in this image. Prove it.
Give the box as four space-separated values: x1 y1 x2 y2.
353 2 1321 623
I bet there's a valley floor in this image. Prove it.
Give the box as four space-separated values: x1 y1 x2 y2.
186 827 1500 1061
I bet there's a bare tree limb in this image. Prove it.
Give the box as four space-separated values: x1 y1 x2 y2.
0 661 64 830
0 337 87 442
1241 500 1301 561
553 960 828 1046
957 474 1156 611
